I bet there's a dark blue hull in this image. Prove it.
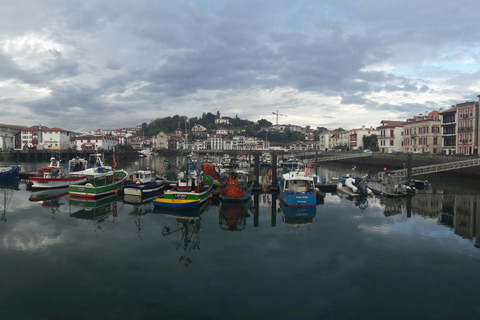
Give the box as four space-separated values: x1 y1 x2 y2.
0 165 20 181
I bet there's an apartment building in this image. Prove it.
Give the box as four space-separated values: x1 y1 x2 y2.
377 121 405 153
440 106 457 155
403 111 441 154
319 130 340 151
456 101 478 155
349 126 378 150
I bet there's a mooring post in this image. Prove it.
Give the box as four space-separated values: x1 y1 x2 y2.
254 193 259 227
407 154 412 184
271 194 277 227
270 152 278 192
253 152 261 193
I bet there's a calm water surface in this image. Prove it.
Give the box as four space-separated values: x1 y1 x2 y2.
1 159 480 319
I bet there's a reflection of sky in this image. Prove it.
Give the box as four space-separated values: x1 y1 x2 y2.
2 178 480 319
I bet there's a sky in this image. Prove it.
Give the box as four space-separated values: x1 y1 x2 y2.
1 0 480 133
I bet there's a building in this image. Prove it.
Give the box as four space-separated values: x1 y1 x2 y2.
215 118 230 125
349 126 378 150
20 125 46 150
191 124 207 134
377 121 405 153
456 101 478 155
440 106 457 155
207 134 223 150
319 130 341 151
42 128 72 150
216 128 228 135
154 132 169 150
232 136 246 150
72 135 119 150
403 111 441 154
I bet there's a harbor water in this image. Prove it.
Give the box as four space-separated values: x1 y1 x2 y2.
1 158 480 319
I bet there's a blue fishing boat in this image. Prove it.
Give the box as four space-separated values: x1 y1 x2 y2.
278 168 318 207
0 165 20 182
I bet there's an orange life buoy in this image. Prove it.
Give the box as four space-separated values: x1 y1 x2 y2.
135 179 141 184
107 175 113 183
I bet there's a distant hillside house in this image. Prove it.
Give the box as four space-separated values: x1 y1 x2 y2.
168 134 182 149
154 132 169 150
216 128 228 135
42 128 72 150
191 124 207 133
215 118 230 125
129 136 151 149
286 141 306 151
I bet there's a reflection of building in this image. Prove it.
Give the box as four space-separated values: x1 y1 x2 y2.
380 197 405 216
453 195 476 238
411 190 443 218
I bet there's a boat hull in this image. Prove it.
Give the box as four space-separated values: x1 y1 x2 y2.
279 190 317 207
30 176 87 189
152 198 201 209
0 165 20 181
68 170 127 198
123 180 166 196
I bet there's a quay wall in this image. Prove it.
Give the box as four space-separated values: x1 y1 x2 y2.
322 153 480 178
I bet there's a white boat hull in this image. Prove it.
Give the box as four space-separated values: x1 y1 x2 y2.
30 176 87 189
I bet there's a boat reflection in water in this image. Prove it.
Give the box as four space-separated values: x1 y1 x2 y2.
279 201 316 232
0 179 19 223
218 198 252 231
153 201 210 267
69 194 121 233
29 187 69 218
124 194 155 240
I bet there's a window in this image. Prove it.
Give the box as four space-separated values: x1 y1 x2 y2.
390 140 394 146
433 137 437 145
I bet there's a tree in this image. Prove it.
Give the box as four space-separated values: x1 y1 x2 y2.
257 119 273 127
362 135 378 151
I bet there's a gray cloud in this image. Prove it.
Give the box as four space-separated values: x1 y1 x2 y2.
0 0 479 131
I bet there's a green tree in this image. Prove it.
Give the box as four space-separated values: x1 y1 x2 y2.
258 119 273 127
362 135 378 151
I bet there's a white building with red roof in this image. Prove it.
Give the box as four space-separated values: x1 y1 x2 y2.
377 121 405 153
42 127 72 150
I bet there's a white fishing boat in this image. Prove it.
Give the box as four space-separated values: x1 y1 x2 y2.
29 157 88 189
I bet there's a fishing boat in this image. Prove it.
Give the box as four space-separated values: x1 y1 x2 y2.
337 175 373 197
0 136 20 182
29 157 88 189
278 168 319 207
0 165 20 182
123 170 167 197
153 172 214 209
68 153 128 198
219 170 253 202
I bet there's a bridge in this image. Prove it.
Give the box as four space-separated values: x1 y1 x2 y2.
378 158 480 181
